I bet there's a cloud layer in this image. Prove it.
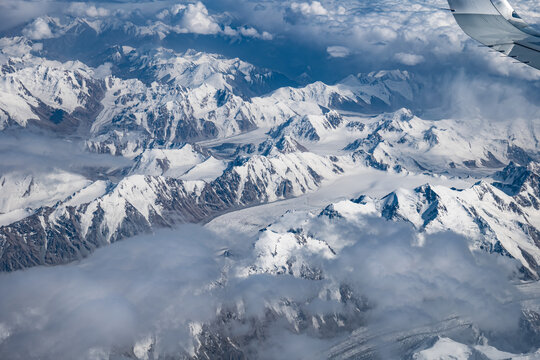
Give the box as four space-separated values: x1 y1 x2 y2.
0 217 525 359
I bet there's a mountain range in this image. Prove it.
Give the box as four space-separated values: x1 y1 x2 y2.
1 8 540 359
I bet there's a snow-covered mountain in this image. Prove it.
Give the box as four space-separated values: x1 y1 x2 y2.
112 47 294 98
342 108 539 173
0 148 356 270
270 70 416 111
1 37 539 272
249 161 540 278
2 13 540 359
1 38 430 156
0 38 104 132
85 60 423 157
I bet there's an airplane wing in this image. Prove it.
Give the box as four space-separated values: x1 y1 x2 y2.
448 0 540 70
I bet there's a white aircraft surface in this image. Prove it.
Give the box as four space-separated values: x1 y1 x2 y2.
448 0 540 70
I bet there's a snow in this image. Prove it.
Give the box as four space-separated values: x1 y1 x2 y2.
474 344 525 359
121 46 135 54
412 338 540 360
0 35 539 275
76 175 166 241
0 171 91 214
0 90 36 128
63 180 109 207
0 208 32 227
182 180 206 196
180 157 226 182
0 49 96 128
328 179 540 274
139 48 264 91
130 145 207 178
413 337 472 360
82 50 441 154
133 336 153 360
1 47 538 280
245 229 335 277
206 165 474 237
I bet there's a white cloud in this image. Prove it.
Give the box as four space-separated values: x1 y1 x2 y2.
327 45 350 58
31 42 43 52
249 210 524 337
155 8 170 20
93 62 112 79
0 226 226 359
0 37 33 57
223 25 238 37
336 5 347 15
290 1 329 16
165 2 272 40
22 18 53 40
239 26 259 37
67 3 110 18
239 26 274 40
394 52 425 65
178 2 220 35
354 25 398 43
170 4 186 17
260 31 273 40
0 216 525 359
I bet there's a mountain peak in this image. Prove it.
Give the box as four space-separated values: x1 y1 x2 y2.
493 161 539 197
